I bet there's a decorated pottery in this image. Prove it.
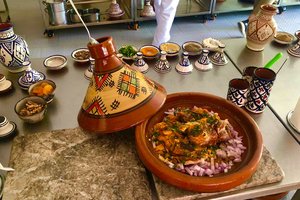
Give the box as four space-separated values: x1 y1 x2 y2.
0 115 17 139
209 43 228 66
227 78 249 107
84 57 94 80
154 51 171 73
0 23 30 73
108 0 124 19
18 61 46 90
195 49 212 71
131 52 149 73
77 36 167 134
0 73 13 94
287 40 300 58
246 4 277 51
175 52 193 75
140 0 155 17
245 68 276 113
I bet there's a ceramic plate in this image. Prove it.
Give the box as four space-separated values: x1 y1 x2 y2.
274 32 295 44
0 121 17 139
182 41 203 56
135 92 263 193
71 48 90 63
44 55 67 70
0 80 13 94
159 42 181 56
202 38 225 52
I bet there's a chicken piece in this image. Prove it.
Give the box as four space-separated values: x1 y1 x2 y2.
186 121 218 146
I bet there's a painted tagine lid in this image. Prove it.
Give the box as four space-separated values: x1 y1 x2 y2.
77 36 167 134
18 61 46 90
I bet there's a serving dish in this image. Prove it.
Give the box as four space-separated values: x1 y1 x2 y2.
135 92 263 193
43 55 67 70
182 41 203 56
139 45 160 59
159 42 181 56
71 48 90 63
274 31 295 44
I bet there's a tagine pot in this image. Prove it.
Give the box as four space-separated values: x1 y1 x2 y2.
246 4 277 51
77 36 167 134
0 23 30 73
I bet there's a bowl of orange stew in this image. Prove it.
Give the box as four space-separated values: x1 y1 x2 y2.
135 92 263 193
139 45 160 59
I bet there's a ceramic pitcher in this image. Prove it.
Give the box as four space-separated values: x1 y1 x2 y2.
246 4 277 51
0 23 30 73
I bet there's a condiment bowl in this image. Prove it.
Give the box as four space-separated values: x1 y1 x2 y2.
135 92 263 193
71 48 90 63
43 55 67 70
28 79 56 104
182 41 203 56
159 42 181 56
15 96 47 124
139 45 160 59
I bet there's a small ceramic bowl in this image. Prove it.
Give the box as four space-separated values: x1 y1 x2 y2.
274 31 295 45
28 79 56 104
71 48 90 63
159 42 181 56
15 96 47 124
139 45 160 59
44 55 67 70
0 74 13 94
0 115 17 139
182 41 203 56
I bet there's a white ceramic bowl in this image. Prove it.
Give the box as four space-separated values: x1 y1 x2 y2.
118 45 138 60
15 96 47 124
71 48 90 63
274 31 295 45
28 79 56 104
44 55 67 70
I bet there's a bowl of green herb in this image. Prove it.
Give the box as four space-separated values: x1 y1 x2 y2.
118 45 138 60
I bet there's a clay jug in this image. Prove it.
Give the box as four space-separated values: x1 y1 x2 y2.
0 23 30 73
246 4 277 51
77 36 167 134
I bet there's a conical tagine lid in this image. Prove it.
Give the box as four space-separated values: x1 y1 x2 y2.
78 36 167 134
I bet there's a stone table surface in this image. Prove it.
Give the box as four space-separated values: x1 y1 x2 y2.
3 127 152 200
3 127 284 200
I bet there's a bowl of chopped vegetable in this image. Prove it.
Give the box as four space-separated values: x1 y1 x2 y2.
135 92 263 193
118 45 138 60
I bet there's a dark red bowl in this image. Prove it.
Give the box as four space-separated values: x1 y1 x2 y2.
135 92 263 193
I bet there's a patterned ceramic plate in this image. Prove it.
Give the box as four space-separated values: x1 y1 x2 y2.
274 32 295 45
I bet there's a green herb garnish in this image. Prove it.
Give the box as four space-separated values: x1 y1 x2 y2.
119 45 137 57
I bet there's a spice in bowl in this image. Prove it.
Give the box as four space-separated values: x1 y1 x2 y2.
140 45 159 58
19 101 44 117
